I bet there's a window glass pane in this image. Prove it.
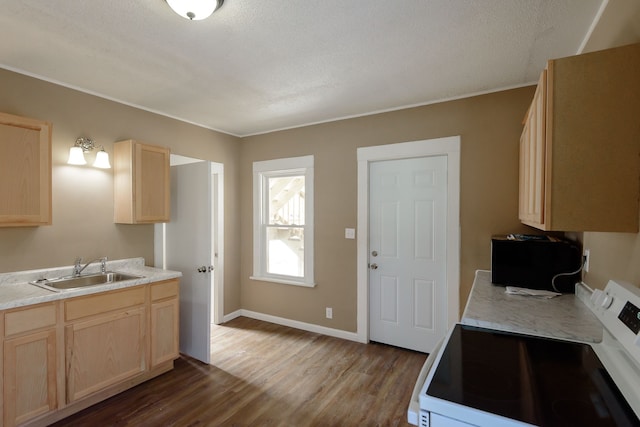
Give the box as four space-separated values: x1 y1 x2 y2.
266 227 304 277
268 176 305 226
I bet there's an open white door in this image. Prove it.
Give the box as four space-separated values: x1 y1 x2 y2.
166 160 213 364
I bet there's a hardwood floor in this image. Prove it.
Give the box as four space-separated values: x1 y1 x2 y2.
51 317 427 426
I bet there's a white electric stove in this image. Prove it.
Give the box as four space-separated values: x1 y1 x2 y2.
408 279 640 426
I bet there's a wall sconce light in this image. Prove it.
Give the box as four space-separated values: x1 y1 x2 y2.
68 137 111 169
166 0 224 20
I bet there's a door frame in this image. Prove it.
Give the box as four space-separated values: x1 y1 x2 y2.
211 161 224 325
154 155 225 326
356 136 460 345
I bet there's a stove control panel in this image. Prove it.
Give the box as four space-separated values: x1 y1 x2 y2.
589 280 640 359
618 301 640 335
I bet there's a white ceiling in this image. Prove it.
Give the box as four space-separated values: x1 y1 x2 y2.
0 0 604 137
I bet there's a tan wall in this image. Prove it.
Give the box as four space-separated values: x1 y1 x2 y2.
241 87 536 332
3 0 636 334
580 0 640 290
0 69 243 314
581 0 640 53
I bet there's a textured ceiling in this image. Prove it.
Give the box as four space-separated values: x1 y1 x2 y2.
0 0 604 136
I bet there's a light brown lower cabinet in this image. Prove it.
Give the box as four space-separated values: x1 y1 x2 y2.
2 304 58 427
0 279 179 426
3 330 57 426
150 280 179 367
65 307 146 402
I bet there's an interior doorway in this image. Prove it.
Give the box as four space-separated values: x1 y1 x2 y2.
154 155 224 363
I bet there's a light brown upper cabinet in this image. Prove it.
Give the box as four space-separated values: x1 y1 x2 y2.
0 112 52 227
114 139 170 224
519 43 640 232
519 71 546 226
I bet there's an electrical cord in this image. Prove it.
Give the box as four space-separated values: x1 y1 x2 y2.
551 255 587 293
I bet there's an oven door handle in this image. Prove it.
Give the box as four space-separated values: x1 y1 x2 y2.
407 337 445 425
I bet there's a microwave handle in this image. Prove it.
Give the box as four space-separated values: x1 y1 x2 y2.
407 336 445 425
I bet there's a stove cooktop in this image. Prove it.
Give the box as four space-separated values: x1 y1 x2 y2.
425 325 639 426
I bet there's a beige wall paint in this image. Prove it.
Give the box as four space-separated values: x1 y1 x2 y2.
0 69 243 314
3 0 636 335
241 87 536 332
582 0 640 53
580 0 640 291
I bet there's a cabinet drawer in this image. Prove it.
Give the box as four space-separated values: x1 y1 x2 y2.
151 280 179 301
65 287 146 321
5 303 57 337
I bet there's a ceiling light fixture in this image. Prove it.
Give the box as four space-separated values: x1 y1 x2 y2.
68 137 111 169
166 0 224 21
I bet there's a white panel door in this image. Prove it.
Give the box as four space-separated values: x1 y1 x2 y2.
166 161 212 364
369 156 447 353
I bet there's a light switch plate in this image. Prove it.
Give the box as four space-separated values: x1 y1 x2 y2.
345 228 356 239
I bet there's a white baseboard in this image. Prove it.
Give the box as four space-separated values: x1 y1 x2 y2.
222 309 366 344
222 309 243 323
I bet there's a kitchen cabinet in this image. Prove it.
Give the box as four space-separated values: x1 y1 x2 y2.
0 112 52 227
150 279 180 367
519 43 640 232
0 277 180 425
113 139 170 224
64 287 146 403
519 71 546 225
3 303 58 426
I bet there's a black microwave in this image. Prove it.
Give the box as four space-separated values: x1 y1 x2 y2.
491 235 583 293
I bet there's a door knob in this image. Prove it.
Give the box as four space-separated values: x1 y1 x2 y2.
370 263 378 270
197 266 207 273
371 250 378 257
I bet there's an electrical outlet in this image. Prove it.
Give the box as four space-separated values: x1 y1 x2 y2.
584 249 590 273
326 307 333 319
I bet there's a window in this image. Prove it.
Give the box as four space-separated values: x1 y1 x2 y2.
252 155 314 287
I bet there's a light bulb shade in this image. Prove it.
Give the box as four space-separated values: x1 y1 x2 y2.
68 146 87 165
166 0 223 20
93 150 111 169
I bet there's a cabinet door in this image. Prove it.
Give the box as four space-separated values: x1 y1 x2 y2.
3 329 57 426
65 307 146 402
519 70 546 228
135 142 170 223
150 280 179 367
151 297 179 367
0 112 52 227
114 140 170 224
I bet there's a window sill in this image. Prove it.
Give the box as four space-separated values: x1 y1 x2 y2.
250 276 316 288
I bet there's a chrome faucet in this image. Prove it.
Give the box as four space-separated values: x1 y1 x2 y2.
73 256 108 277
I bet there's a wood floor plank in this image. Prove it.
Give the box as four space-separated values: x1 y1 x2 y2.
50 317 427 426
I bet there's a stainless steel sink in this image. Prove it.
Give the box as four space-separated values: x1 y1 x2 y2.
29 271 143 292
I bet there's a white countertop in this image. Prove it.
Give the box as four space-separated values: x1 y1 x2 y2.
462 270 602 343
0 258 182 310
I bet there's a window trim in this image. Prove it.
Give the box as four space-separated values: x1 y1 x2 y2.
251 155 315 287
